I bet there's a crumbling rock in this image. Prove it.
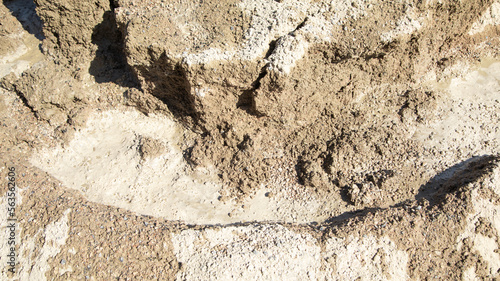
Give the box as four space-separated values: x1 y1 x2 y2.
30 0 500 199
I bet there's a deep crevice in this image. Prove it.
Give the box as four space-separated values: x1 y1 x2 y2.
131 46 201 127
263 39 278 59
236 38 278 115
89 1 138 87
291 17 308 34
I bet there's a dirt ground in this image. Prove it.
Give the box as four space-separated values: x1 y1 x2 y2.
1 0 500 280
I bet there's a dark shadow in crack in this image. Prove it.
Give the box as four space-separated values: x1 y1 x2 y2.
4 0 45 40
236 68 267 117
321 154 499 225
89 2 200 127
89 8 138 88
416 154 499 205
136 53 199 126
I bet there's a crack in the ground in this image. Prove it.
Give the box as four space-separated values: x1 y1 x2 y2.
14 91 38 116
290 17 308 34
0 82 38 116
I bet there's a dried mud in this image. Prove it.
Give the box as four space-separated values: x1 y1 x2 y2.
0 0 500 280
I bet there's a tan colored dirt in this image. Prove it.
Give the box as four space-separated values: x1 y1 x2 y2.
0 0 499 280
112 0 500 206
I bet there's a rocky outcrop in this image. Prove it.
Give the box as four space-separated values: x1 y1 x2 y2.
29 0 500 199
113 0 494 128
33 0 112 66
110 0 498 197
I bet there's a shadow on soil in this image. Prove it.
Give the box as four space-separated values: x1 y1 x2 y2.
89 2 197 126
4 0 44 40
89 7 138 88
417 154 499 204
322 154 499 226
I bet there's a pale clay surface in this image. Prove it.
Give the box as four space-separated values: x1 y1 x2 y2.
30 110 329 224
172 225 408 280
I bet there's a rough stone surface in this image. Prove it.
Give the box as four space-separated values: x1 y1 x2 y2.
0 0 499 280
111 0 500 200
33 0 111 66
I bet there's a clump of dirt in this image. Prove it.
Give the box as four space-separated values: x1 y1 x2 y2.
138 136 166 160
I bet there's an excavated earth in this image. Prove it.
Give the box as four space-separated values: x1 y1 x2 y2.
0 0 500 279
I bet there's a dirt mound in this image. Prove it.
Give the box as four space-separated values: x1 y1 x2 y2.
107 0 500 204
